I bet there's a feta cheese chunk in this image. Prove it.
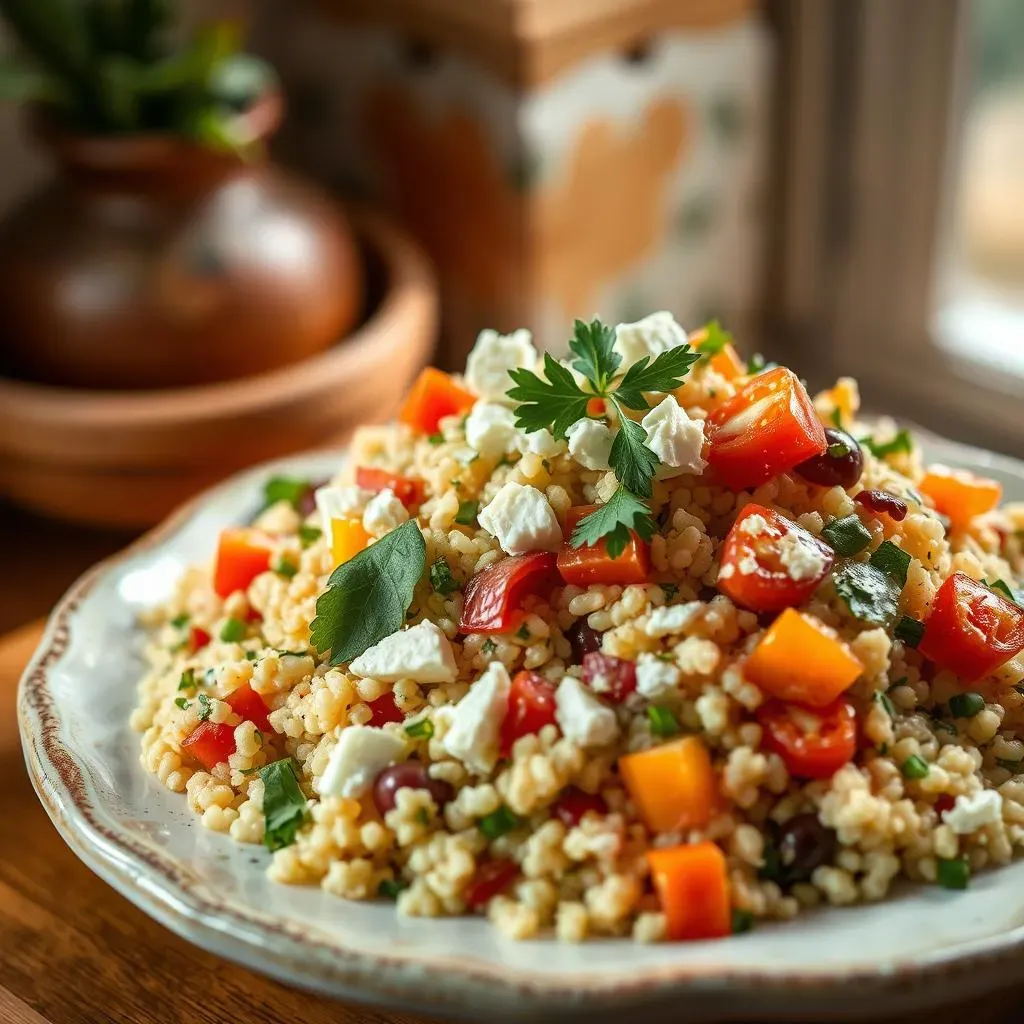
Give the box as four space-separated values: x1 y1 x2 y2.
777 531 830 582
516 427 566 458
565 418 614 471
362 488 409 537
443 662 511 773
465 401 518 458
478 481 562 555
635 653 682 699
349 620 457 683
614 311 688 370
315 484 374 544
641 396 707 479
318 726 406 799
465 328 538 403
555 676 619 748
943 789 1003 834
645 601 702 638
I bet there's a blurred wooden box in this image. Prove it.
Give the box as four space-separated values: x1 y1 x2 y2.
258 0 773 365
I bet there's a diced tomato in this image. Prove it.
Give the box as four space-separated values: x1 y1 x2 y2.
582 652 637 703
919 466 1002 532
557 504 651 587
647 841 731 941
459 552 559 634
355 466 425 509
181 721 236 771
368 693 405 727
919 572 1024 682
213 528 275 598
705 367 826 490
551 787 608 828
757 698 856 779
500 671 559 756
718 503 834 612
245 606 263 624
398 367 477 435
188 626 212 653
464 859 519 910
224 683 273 733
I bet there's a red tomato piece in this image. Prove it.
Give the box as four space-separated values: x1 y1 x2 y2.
757 697 857 779
213 528 274 598
464 859 519 910
551 787 608 828
459 552 559 634
718 503 834 612
557 504 651 587
188 626 211 653
500 671 559 756
181 721 237 771
582 652 637 703
919 572 1024 682
225 683 273 733
355 466 425 509
706 367 826 490
368 693 405 727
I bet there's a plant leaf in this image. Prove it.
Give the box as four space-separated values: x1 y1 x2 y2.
614 345 700 410
310 519 426 665
568 318 619 395
695 319 733 357
833 562 900 627
507 352 591 439
607 404 660 498
0 56 63 102
570 485 655 559
259 758 308 852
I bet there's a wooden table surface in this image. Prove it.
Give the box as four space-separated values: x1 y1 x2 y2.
1 612 1022 1023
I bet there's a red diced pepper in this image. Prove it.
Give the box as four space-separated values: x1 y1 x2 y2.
181 721 236 771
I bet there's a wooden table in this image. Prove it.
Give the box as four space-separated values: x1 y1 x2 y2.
2 618 1022 1024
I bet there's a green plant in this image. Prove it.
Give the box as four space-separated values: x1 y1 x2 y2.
0 0 277 149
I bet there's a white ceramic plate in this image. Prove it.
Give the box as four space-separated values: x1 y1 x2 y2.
18 433 1024 1022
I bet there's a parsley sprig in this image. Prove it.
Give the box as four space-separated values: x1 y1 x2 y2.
506 318 699 555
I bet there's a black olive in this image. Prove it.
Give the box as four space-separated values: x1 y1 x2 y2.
771 813 838 886
795 427 864 489
566 619 601 663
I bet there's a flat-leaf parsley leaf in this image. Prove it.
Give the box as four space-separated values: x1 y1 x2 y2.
260 759 308 851
570 486 656 559
568 318 620 394
614 346 699 410
507 352 591 439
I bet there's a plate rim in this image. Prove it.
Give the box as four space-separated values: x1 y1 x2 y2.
18 432 1024 1020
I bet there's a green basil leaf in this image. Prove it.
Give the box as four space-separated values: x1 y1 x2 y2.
259 758 308 852
833 562 900 626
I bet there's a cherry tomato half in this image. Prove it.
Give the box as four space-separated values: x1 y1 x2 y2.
355 466 425 509
706 367 826 490
556 504 651 587
919 572 1024 682
500 671 559 755
459 552 559 634
464 859 520 910
757 697 857 779
718 503 834 612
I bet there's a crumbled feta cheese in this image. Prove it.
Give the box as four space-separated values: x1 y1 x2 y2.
565 418 614 471
478 481 562 555
464 328 538 403
318 726 406 799
555 676 619 748
614 311 688 370
349 620 457 683
443 662 511 774
362 488 409 537
465 401 518 458
718 563 735 580
315 484 374 544
635 653 682 699
736 553 760 575
645 602 702 638
516 428 566 458
640 396 706 478
739 513 772 537
777 532 829 582
943 789 1003 834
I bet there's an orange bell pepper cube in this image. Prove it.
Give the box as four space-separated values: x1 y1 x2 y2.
647 841 731 941
398 367 477 435
213 528 275 598
919 465 1001 532
709 344 746 381
331 517 371 567
355 466 425 508
557 504 651 587
745 609 862 708
619 735 718 834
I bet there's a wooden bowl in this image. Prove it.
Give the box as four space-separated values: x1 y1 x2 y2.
0 209 437 528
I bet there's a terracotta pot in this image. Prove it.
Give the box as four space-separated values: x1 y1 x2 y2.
0 208 436 528
0 102 363 390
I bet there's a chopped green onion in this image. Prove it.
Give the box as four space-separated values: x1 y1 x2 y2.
427 432 445 446
455 499 479 526
378 878 409 899
196 693 213 722
874 691 896 718
298 524 322 548
170 612 190 629
273 557 298 579
481 638 497 655
647 706 679 738
219 617 246 643
861 429 913 460
948 692 985 719
869 540 911 587
416 807 431 825
404 718 435 740
894 615 924 648
731 909 755 934
821 514 872 556
245 650 259 661
478 805 521 840
900 754 929 780
936 857 970 890
263 476 311 511
661 583 679 600
516 623 531 641
429 558 460 596
178 668 197 692
173 697 189 710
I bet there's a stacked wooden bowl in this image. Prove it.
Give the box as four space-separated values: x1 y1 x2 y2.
0 209 436 528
